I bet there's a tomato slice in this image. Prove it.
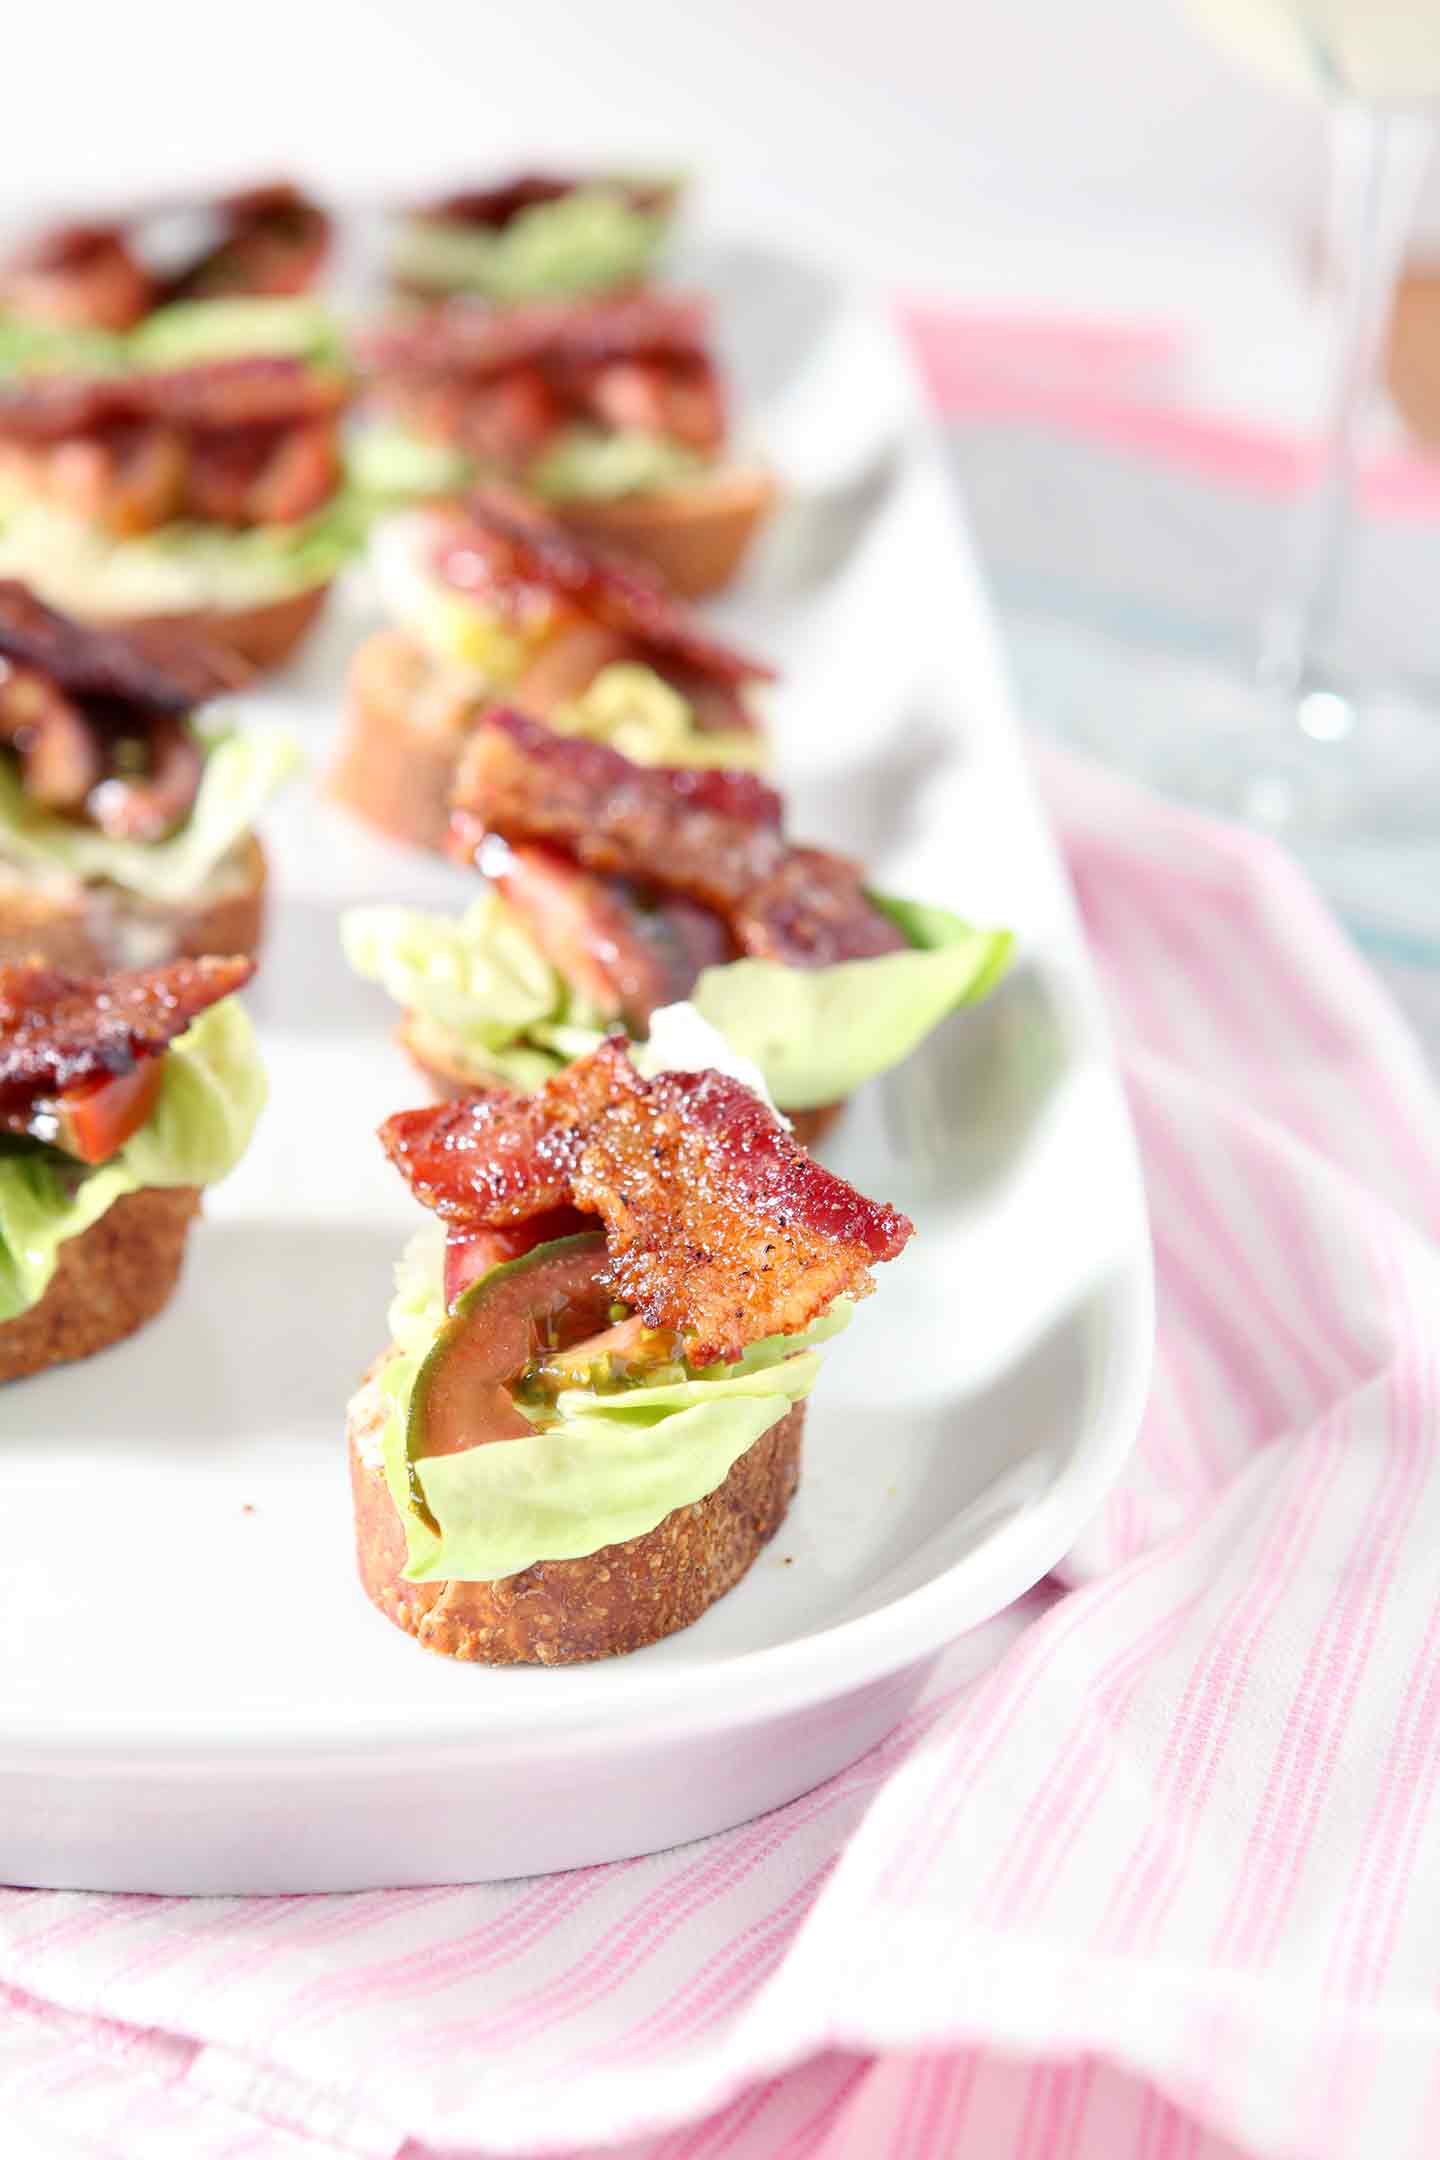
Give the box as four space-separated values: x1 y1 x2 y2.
37 1058 165 1165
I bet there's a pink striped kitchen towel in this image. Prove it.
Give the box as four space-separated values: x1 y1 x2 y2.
3 745 1440 2160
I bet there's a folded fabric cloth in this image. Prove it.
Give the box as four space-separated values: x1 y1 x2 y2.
3 741 1438 2160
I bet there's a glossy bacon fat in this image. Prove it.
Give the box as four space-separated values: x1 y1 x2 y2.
449 708 906 990
0 955 251 1121
433 488 773 691
0 182 331 333
380 1037 912 1366
360 293 727 469
0 583 243 839
0 358 344 540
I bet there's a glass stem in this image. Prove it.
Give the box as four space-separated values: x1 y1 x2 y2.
1260 101 1431 722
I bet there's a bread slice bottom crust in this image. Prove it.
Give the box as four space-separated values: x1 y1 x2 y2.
349 1372 805 1665
113 583 330 673
330 633 463 853
0 835 267 973
0 1184 201 1384
552 467 775 597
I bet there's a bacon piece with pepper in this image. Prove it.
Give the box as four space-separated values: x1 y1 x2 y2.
381 1035 911 1366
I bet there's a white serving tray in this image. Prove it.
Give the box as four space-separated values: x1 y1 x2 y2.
0 237 1153 1892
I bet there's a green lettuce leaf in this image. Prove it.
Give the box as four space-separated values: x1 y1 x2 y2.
345 422 476 506
0 997 265 1320
0 486 366 613
391 186 672 302
690 894 1014 1109
374 1224 846 1580
129 296 347 373
341 888 1012 1111
342 894 566 1048
552 664 765 769
0 296 345 379
0 318 127 377
529 425 704 503
0 724 301 901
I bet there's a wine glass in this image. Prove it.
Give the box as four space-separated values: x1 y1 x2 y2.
1178 1 1440 835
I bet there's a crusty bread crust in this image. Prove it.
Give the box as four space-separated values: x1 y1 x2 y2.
0 835 267 971
113 583 330 674
553 467 776 597
0 1185 200 1384
348 1368 803 1664
400 1016 843 1150
330 620 632 853
329 632 468 853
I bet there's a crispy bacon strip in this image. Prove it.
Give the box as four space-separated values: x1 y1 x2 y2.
359 293 710 384
0 583 240 837
0 955 252 1117
0 580 243 711
450 709 904 969
160 182 331 304
433 488 773 688
422 173 676 232
0 225 154 333
0 184 331 331
380 1038 911 1364
0 356 345 446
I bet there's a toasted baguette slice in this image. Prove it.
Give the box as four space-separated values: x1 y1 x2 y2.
399 1010 842 1149
114 583 330 674
0 1184 200 1384
0 835 266 972
331 620 634 853
552 467 775 598
330 631 471 853
348 1360 803 1664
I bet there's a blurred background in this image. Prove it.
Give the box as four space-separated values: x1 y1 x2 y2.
13 0 1440 970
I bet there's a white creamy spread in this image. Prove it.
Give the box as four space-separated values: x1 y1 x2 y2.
636 1001 788 1123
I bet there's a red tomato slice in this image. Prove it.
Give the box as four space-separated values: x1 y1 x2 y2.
43 1058 165 1165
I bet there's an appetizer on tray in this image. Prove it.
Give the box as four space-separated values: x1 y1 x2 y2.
343 706 1011 1142
353 294 772 593
389 171 678 306
349 1031 912 1663
0 182 332 334
0 294 359 668
0 584 299 970
332 489 772 851
0 955 264 1381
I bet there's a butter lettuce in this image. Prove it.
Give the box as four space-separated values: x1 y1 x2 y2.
130 296 347 372
0 724 301 901
375 1223 845 1580
0 998 265 1320
391 186 672 303
343 894 568 1045
347 422 475 506
342 888 1012 1112
0 296 344 379
552 664 766 769
0 489 365 613
691 895 1014 1110
0 318 126 377
529 425 704 503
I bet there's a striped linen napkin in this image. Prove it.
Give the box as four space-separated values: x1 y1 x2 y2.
3 745 1440 2160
